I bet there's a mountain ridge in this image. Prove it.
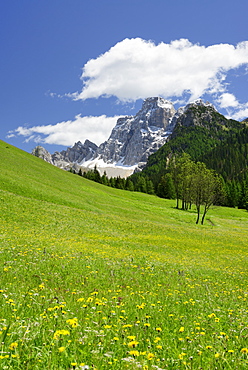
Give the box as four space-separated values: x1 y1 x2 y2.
32 97 244 178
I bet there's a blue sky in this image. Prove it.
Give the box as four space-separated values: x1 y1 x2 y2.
1 0 248 154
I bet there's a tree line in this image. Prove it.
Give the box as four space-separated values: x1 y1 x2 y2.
78 166 154 194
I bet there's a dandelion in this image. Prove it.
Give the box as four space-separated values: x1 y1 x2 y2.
53 329 70 340
241 348 248 354
206 345 213 349
154 337 161 343
66 318 79 328
156 327 162 332
128 340 139 348
58 346 66 353
215 353 220 358
228 349 234 353
179 326 184 332
129 350 139 356
179 353 186 360
9 342 18 350
147 352 155 360
208 313 216 318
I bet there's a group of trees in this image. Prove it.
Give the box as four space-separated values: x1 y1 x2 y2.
157 154 224 224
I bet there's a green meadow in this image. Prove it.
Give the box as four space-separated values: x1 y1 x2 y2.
0 140 248 369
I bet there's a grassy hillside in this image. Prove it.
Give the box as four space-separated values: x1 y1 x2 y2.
0 140 248 369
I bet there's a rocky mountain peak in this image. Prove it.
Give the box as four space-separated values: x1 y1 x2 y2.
31 145 53 164
32 97 224 178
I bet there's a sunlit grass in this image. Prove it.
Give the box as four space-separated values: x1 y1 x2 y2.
0 140 248 369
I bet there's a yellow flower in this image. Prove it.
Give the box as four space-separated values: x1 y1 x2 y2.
127 335 136 340
179 353 186 360
128 340 139 348
156 327 162 332
58 347 66 353
66 318 79 328
77 297 85 302
156 345 162 349
9 342 18 350
53 329 70 340
179 326 184 332
147 352 155 360
208 313 216 318
154 337 161 343
241 348 248 354
129 350 139 356
215 353 220 358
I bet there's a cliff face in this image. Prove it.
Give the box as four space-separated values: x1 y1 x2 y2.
93 97 176 168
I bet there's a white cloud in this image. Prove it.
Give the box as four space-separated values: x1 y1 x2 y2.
73 38 248 102
11 115 121 146
217 93 240 108
215 93 248 120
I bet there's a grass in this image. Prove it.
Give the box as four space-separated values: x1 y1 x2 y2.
0 139 248 369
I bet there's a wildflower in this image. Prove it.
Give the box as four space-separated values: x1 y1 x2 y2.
241 348 248 354
129 350 139 356
179 326 184 332
156 345 162 349
128 340 139 348
144 323 150 327
215 353 220 358
156 327 162 332
127 335 136 340
66 318 79 328
228 349 234 353
58 347 66 353
77 298 85 302
154 337 161 343
9 342 18 350
206 345 213 349
53 329 70 340
179 353 186 360
123 324 132 328
147 352 155 360
208 313 216 318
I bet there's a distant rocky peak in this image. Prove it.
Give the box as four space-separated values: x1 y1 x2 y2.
184 99 216 112
31 145 53 164
141 97 175 112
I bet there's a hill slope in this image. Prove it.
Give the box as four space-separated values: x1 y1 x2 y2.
0 138 247 262
1 140 248 369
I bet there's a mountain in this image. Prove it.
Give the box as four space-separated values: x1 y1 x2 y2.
32 97 247 180
131 100 247 190
32 97 178 177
